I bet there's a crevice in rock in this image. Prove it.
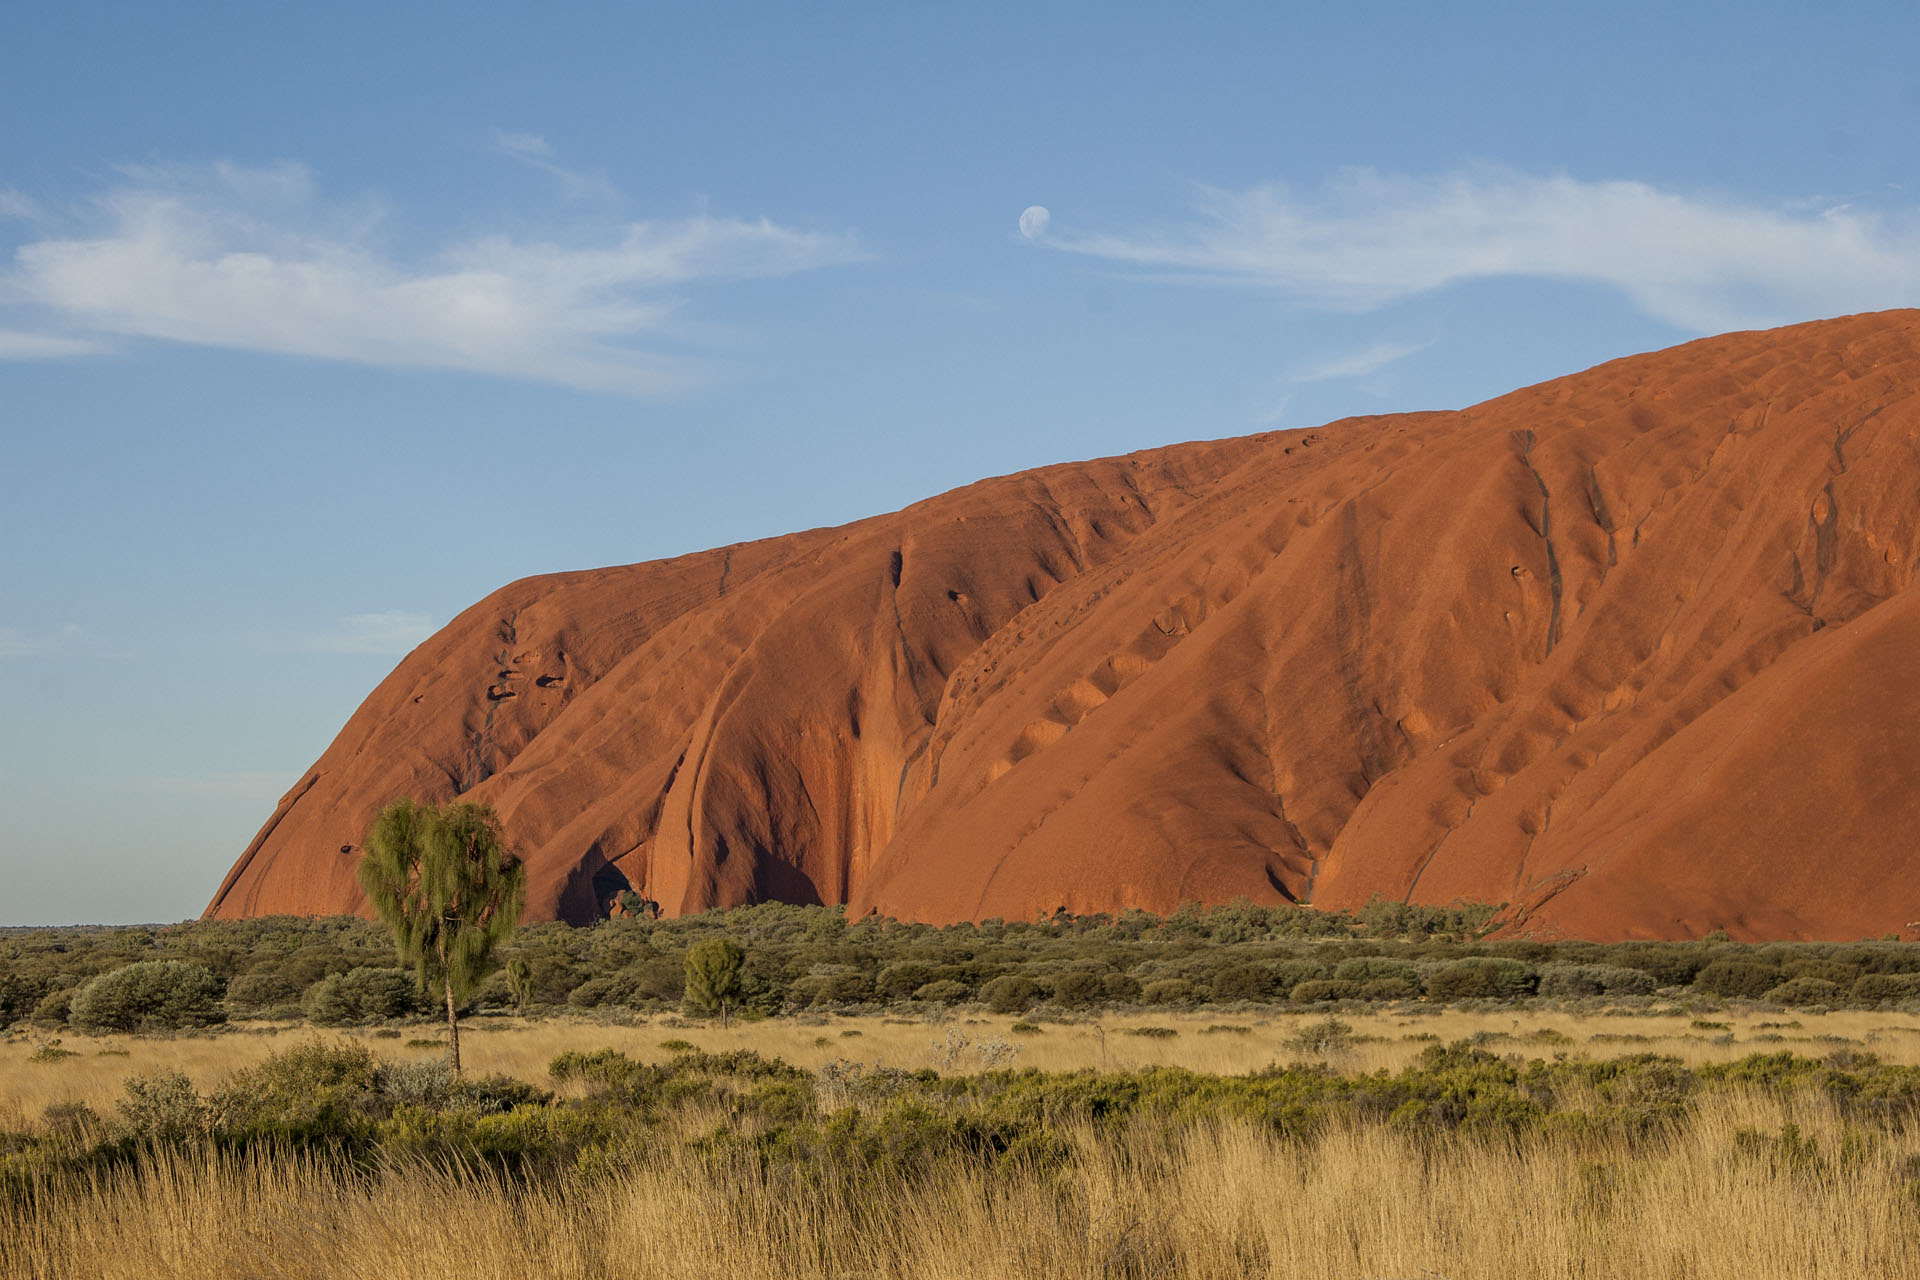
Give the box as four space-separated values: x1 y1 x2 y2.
1517 431 1564 654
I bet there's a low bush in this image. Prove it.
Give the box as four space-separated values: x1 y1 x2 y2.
1763 977 1845 1007
31 987 74 1027
1692 961 1782 999
981 976 1046 1014
1852 973 1920 1003
1210 964 1278 1002
69 961 225 1033
303 968 424 1026
876 963 937 1001
1423 958 1538 1001
118 1070 209 1140
1141 978 1198 1006
226 971 303 1012
1333 957 1419 986
0 972 47 1030
1537 964 1659 999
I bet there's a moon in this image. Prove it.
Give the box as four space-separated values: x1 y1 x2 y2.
1018 205 1051 240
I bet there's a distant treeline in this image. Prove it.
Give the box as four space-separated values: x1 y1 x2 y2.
3 901 1918 1032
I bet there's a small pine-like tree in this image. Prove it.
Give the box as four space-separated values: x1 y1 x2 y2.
683 937 746 1027
357 799 525 1071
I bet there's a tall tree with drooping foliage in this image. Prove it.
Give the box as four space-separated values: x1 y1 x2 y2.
357 799 525 1071
683 937 746 1028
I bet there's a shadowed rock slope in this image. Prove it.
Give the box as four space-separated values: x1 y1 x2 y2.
208 312 1920 940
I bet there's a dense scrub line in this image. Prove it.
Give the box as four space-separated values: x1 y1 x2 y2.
4 902 1919 1037
5 1040 1920 1279
6 1036 1920 1186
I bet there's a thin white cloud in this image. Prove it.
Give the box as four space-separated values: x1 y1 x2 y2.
494 131 557 162
0 189 40 220
0 328 102 359
0 161 861 393
285 611 437 656
491 130 617 203
1045 168 1920 332
1289 338 1432 383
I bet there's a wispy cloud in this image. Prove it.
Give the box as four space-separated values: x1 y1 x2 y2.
1036 168 1920 332
0 328 101 359
491 130 618 203
0 189 40 221
1288 338 1432 383
0 160 861 393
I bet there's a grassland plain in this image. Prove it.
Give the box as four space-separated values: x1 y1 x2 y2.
6 904 1920 1277
8 1006 1920 1117
5 1011 1920 1278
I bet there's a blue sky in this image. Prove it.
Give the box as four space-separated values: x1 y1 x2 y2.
5 2 1918 924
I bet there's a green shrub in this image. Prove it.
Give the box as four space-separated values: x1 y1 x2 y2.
1852 973 1920 1003
1763 977 1844 1007
1537 964 1659 999
304 968 424 1026
566 975 625 1008
1210 964 1278 1001
1272 959 1332 989
1101 972 1143 1004
1780 959 1860 987
209 1039 382 1143
1141 978 1198 1005
69 961 226 1032
1693 961 1783 999
913 979 970 1004
1291 979 1359 1003
1282 1016 1355 1054
1049 970 1108 1008
1334 957 1419 985
1608 945 1705 988
0 971 47 1030
550 1048 644 1088
118 1070 208 1140
226 971 304 1012
791 971 874 1007
31 986 74 1026
876 963 937 1001
377 1057 458 1108
980 975 1046 1014
1423 958 1538 1001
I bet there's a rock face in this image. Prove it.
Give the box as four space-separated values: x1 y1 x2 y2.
207 312 1920 940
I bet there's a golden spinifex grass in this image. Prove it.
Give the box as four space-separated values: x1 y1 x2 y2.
3 1091 1917 1280
9 1006 1920 1116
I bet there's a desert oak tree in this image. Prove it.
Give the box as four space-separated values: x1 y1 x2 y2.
683 937 747 1027
357 799 525 1071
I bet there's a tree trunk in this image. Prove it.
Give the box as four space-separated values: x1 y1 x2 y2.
445 975 461 1074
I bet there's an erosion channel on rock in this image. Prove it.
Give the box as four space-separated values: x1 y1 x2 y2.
207 312 1920 941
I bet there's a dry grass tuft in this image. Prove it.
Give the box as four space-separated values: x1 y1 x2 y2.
4 1092 1917 1279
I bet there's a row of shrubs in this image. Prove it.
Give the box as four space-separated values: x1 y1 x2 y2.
15 951 1920 1037
6 903 1919 1033
8 1038 1920 1195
